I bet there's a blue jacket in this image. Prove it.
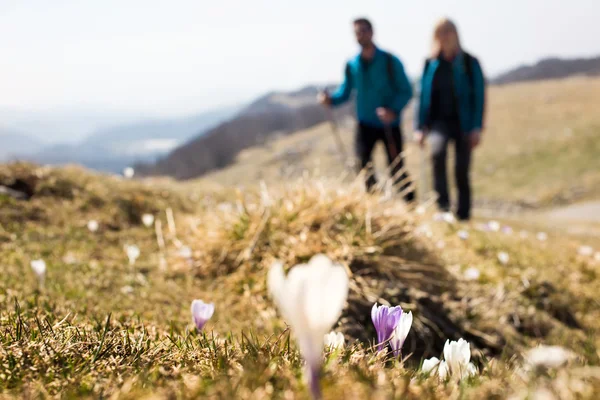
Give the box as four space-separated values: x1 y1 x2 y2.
415 52 486 134
330 47 413 128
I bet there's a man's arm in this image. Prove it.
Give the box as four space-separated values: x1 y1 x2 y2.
330 63 354 106
389 57 413 116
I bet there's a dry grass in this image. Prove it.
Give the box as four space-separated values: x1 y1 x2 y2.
2 161 600 398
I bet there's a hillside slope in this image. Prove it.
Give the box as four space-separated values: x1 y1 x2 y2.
1 162 599 398
493 55 600 85
137 85 352 180
197 76 600 210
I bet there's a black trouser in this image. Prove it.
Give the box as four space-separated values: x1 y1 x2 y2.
355 122 415 202
428 121 472 220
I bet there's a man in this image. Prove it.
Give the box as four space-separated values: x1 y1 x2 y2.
319 18 415 201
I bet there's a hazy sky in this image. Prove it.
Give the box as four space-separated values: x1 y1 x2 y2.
1 0 599 118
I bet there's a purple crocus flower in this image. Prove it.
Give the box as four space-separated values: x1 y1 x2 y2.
371 303 403 351
191 299 215 331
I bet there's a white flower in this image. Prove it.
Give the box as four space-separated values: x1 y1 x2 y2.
87 220 99 232
390 311 413 357
124 244 140 266
442 212 456 224
31 259 46 278
422 357 449 381
438 360 449 380
502 226 513 235
536 232 548 242
268 255 349 397
423 339 477 381
123 167 135 179
416 224 433 238
324 331 345 350
488 220 500 232
443 339 477 379
422 357 441 374
191 299 215 331
415 206 426 215
497 252 510 265
444 339 470 374
525 345 574 368
578 246 594 257
595 252 600 262
433 212 455 224
464 267 480 281
179 246 193 259
458 230 469 240
120 285 134 295
142 214 155 227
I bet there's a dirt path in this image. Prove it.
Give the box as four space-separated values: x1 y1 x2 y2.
476 200 600 238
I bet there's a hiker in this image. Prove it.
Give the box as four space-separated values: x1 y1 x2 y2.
414 18 486 221
318 18 415 202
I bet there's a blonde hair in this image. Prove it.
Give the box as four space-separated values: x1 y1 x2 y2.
431 18 461 58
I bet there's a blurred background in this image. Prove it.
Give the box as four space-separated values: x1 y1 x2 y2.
1 0 599 180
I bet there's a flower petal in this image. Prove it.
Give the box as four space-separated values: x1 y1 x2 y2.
422 357 440 374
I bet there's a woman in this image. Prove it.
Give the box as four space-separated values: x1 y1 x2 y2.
414 18 486 221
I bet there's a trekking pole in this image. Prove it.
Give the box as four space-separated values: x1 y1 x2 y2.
321 88 351 168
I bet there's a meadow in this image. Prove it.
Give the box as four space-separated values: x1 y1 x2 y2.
1 77 600 399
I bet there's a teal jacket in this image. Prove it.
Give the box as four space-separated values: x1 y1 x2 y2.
330 47 413 128
415 52 486 134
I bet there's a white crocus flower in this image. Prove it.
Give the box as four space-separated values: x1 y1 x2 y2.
179 246 193 259
123 167 135 179
142 214 155 227
443 339 477 379
438 360 450 380
124 244 140 266
87 220 99 232
536 232 548 242
497 251 510 265
422 357 449 381
442 212 456 224
31 259 47 284
268 255 349 400
458 230 469 240
525 345 574 369
488 220 500 232
422 357 441 374
578 246 594 257
323 331 345 350
390 311 413 357
464 267 481 281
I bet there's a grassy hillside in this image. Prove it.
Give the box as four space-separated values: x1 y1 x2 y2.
199 76 600 209
1 77 600 399
1 159 600 398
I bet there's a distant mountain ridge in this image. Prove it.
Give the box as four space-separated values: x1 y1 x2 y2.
492 55 600 85
136 85 352 180
0 128 45 161
18 106 239 173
